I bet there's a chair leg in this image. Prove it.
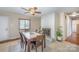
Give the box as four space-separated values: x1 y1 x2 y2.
44 39 46 48
20 41 22 48
31 44 34 49
42 41 43 52
28 44 30 52
24 44 26 52
35 45 37 52
20 42 23 48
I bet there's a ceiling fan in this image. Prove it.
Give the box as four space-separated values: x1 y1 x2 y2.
66 11 79 16
22 7 41 15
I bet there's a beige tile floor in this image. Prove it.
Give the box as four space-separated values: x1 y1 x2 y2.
0 39 79 52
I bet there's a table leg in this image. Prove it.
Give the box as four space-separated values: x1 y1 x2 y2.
25 44 26 52
42 40 43 52
44 39 46 48
27 41 30 52
28 45 30 52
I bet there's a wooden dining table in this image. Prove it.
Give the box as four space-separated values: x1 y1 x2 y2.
22 32 46 52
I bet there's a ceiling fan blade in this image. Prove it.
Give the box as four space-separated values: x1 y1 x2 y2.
33 7 38 10
35 11 41 14
76 13 79 15
65 13 72 15
21 7 28 11
76 11 79 13
24 12 29 14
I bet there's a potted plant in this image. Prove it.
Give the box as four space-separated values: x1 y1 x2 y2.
56 26 63 41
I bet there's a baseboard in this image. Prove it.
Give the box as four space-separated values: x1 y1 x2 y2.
0 37 20 43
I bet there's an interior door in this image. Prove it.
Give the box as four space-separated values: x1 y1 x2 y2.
77 24 79 34
0 16 9 41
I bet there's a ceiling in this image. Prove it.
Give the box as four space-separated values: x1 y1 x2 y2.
0 7 79 17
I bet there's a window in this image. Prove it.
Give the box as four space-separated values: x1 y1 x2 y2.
19 19 30 30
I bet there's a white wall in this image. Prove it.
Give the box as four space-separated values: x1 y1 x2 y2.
60 12 67 40
66 16 72 37
0 11 20 39
0 16 9 41
0 11 41 40
41 13 55 41
31 17 41 32
41 12 73 41
59 13 72 39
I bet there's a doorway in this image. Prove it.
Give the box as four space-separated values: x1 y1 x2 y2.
72 20 79 34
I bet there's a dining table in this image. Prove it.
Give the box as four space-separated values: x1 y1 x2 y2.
22 32 46 52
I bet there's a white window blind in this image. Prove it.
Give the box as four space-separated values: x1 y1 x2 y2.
19 19 30 29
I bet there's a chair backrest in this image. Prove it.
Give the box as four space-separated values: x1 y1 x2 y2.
22 33 27 42
19 32 27 43
19 32 23 42
36 34 45 42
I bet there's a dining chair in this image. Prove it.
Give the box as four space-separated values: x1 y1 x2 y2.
19 32 27 51
23 35 40 52
23 33 29 52
19 32 37 52
33 34 45 52
19 32 24 48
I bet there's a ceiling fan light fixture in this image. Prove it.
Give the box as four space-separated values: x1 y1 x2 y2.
69 12 77 17
30 11 35 15
71 14 76 17
32 13 35 16
22 7 41 16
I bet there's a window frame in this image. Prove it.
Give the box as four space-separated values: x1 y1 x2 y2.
19 18 31 31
